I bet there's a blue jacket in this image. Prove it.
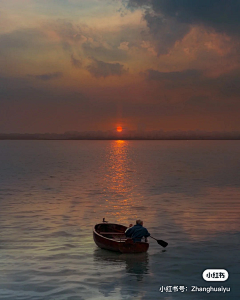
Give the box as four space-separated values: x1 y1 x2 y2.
125 224 150 242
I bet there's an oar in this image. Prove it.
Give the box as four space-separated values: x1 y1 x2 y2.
150 236 168 248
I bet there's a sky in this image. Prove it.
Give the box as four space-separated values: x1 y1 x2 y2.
0 0 240 133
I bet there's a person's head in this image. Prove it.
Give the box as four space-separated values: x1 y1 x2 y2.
136 219 143 226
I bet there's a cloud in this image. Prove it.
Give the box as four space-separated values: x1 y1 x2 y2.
43 19 87 50
144 67 240 102
146 69 202 81
145 68 203 89
29 72 63 81
118 41 129 51
71 54 82 68
127 0 240 34
150 0 240 36
143 12 190 54
82 43 128 62
0 73 93 133
210 69 240 98
0 28 45 53
43 19 129 62
125 0 240 55
87 58 128 78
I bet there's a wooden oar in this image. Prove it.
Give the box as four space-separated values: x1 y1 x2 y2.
150 236 168 248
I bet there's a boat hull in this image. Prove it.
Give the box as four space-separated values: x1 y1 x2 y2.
93 222 149 253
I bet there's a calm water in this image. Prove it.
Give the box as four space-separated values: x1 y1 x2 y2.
0 140 239 300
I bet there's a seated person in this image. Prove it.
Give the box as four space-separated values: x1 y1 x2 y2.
125 219 150 242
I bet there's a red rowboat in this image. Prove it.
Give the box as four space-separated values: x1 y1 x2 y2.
93 219 149 253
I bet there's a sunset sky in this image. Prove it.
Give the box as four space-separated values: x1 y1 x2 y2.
1 0 240 133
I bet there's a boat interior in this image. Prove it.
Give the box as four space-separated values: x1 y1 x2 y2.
95 223 127 241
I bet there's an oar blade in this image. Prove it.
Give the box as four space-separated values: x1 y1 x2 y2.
157 240 168 248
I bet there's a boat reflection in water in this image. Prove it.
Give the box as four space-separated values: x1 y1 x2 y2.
93 248 149 282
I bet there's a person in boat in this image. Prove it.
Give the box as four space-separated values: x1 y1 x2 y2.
125 219 150 242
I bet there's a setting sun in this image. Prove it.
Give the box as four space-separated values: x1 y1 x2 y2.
117 126 122 132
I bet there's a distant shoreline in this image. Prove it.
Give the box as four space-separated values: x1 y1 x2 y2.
1 131 240 140
1 138 240 141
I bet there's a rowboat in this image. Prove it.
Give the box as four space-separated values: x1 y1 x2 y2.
93 219 149 253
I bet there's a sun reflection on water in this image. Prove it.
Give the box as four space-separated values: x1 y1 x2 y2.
101 140 142 224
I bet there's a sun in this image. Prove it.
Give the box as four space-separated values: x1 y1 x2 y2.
117 126 122 132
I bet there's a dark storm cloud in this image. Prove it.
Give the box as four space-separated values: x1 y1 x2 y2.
127 0 240 34
29 72 63 81
71 54 82 68
151 0 240 35
125 0 240 54
87 58 128 78
143 12 190 54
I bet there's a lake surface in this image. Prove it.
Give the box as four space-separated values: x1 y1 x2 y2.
0 140 239 300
